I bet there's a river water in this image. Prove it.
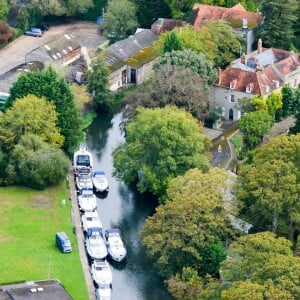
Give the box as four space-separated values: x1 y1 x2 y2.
83 112 173 300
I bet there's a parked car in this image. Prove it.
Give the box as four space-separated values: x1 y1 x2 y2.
25 28 43 37
55 231 72 253
37 24 49 32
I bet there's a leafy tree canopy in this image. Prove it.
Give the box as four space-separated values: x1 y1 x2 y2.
87 55 112 111
154 49 217 88
238 110 274 149
0 95 64 148
142 168 233 278
124 63 211 122
257 0 298 50
6 66 83 155
113 106 211 201
220 232 300 299
236 134 300 241
101 0 139 40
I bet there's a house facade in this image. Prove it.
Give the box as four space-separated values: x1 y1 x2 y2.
189 3 263 53
211 39 300 121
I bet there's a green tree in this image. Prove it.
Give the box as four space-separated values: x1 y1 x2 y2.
164 0 195 18
134 0 171 28
19 147 70 189
281 86 300 118
113 106 210 201
87 56 112 111
154 49 217 88
16 7 30 31
220 232 300 298
238 110 273 149
6 67 83 154
124 63 211 123
0 0 9 21
101 0 139 40
141 168 232 278
236 134 300 242
31 0 93 16
257 0 298 49
266 91 282 117
1 95 64 148
221 280 294 300
162 30 185 53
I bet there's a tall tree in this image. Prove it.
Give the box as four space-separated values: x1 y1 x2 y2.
154 49 217 88
238 110 273 149
162 30 185 53
6 67 83 155
237 134 300 242
113 106 210 202
134 0 171 28
87 55 112 111
142 168 232 278
101 0 139 40
257 0 298 49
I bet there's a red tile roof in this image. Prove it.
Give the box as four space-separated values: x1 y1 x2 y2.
215 46 300 96
190 3 263 29
151 18 187 35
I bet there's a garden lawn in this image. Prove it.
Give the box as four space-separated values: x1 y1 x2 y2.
0 181 88 300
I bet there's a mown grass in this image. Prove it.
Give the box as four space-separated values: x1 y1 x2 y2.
0 181 88 300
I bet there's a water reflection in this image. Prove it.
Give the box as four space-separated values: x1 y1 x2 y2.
83 112 172 300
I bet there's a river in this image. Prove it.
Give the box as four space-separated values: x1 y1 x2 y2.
82 112 173 300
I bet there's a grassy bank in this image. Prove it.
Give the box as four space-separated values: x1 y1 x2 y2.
0 181 88 299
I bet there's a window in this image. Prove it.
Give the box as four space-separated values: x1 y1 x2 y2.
230 95 235 103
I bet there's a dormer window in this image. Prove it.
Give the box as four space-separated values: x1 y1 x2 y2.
264 85 270 94
272 80 280 89
246 83 253 93
230 79 237 89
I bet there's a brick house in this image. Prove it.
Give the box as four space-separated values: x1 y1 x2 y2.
211 39 300 121
189 3 263 53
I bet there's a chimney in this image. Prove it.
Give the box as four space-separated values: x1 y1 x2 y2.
217 67 222 85
257 38 262 54
241 53 247 65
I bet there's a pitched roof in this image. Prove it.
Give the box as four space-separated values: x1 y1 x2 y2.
125 46 157 68
189 3 263 29
151 18 187 35
106 29 157 61
215 43 300 96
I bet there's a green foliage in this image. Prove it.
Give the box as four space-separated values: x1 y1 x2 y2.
142 168 232 278
15 7 30 31
113 106 210 201
238 111 274 149
257 0 298 50
1 95 64 148
230 135 243 156
164 0 194 18
101 0 139 39
6 67 83 155
155 49 217 88
79 0 106 21
30 0 93 17
220 232 300 299
282 86 300 118
19 147 69 189
162 30 184 53
134 0 171 28
86 56 112 111
0 0 9 21
236 134 300 241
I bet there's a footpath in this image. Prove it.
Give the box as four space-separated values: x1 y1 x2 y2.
68 168 96 300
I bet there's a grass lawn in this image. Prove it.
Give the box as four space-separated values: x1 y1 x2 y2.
0 181 88 300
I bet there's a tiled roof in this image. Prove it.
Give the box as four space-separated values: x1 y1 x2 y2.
125 46 157 68
106 29 157 61
151 18 187 35
215 45 300 96
189 3 263 29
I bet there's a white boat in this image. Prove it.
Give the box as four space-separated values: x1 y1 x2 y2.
85 228 108 260
78 188 97 212
104 229 127 262
76 174 93 192
91 260 112 286
95 284 112 300
81 211 103 233
73 148 93 175
92 171 109 193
